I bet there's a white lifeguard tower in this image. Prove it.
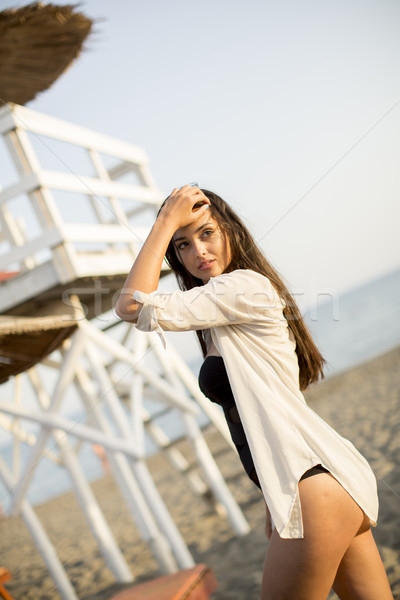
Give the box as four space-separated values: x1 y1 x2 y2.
0 102 249 600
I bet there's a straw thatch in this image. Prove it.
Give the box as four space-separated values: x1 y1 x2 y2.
0 2 93 106
0 314 77 383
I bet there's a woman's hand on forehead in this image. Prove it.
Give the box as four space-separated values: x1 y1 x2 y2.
158 185 211 230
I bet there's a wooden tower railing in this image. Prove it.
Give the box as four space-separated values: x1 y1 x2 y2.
0 102 166 317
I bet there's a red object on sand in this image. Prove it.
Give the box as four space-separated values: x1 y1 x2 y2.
0 567 15 600
110 564 218 600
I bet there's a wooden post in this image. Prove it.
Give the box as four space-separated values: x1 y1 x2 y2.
0 457 79 600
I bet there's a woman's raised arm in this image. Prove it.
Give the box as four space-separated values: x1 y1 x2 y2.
114 185 210 322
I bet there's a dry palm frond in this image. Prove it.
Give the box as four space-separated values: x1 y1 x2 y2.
0 2 93 105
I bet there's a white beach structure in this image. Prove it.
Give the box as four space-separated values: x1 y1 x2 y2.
0 103 249 600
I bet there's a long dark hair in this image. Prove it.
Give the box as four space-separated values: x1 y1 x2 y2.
159 189 326 390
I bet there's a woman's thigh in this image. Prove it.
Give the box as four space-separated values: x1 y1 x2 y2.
332 525 393 600
261 473 365 600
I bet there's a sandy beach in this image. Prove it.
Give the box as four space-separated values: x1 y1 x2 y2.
1 346 399 600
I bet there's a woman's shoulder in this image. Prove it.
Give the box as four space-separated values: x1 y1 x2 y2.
209 269 284 308
210 268 273 288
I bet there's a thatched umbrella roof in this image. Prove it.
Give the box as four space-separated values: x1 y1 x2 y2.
0 314 77 383
0 2 93 106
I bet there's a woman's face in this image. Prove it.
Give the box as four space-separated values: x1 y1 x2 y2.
172 214 231 283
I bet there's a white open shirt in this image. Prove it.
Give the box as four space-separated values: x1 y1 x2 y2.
133 269 378 538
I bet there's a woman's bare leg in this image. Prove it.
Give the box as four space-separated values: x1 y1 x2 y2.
261 473 366 600
332 520 393 600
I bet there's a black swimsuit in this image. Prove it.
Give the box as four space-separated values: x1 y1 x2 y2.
198 355 329 488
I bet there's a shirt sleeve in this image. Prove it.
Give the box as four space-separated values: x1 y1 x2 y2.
132 269 285 347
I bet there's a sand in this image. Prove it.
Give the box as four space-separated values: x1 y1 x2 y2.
0 346 399 600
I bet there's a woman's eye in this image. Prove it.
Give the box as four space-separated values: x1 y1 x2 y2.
177 230 213 250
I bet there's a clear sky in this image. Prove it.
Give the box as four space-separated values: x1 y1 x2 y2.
3 0 400 311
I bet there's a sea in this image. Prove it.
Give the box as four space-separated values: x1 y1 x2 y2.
1 266 399 515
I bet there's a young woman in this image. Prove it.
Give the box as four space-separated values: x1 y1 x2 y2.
115 185 393 600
